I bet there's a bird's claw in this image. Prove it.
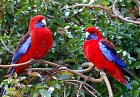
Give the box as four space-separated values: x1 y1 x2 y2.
30 58 35 64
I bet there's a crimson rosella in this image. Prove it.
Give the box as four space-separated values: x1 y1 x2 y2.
9 15 53 75
2 15 53 95
83 26 133 90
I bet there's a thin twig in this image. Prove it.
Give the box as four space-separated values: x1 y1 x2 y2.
26 68 53 71
112 0 140 24
73 4 116 18
67 64 113 97
83 85 98 97
75 15 85 26
66 80 99 94
0 59 33 68
0 39 14 54
134 0 140 6
100 71 113 97
77 74 91 97
65 80 100 97
41 60 59 67
28 62 94 74
63 87 66 97
42 0 47 11
64 9 83 22
66 81 78 86
67 69 103 83
0 60 93 74
75 62 94 73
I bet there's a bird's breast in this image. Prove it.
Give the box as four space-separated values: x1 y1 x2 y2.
84 40 99 59
29 28 53 58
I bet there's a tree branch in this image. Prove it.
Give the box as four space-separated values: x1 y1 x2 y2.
77 74 92 97
100 71 113 97
42 0 47 11
40 60 59 67
74 15 85 26
134 0 140 7
65 64 113 97
26 68 53 71
31 60 94 73
0 60 93 73
73 4 116 18
0 60 113 96
112 0 140 24
0 59 33 68
74 62 94 73
65 80 100 97
0 39 14 54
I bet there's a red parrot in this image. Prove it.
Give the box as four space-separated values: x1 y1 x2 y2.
1 15 53 95
9 15 53 75
83 26 133 90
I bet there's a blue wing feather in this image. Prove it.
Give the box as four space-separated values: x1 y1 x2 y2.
12 34 31 64
99 41 126 68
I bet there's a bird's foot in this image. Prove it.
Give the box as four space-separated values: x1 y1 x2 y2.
30 58 36 64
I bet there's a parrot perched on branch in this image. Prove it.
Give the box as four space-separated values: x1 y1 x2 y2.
83 26 134 90
1 15 53 95
10 15 53 75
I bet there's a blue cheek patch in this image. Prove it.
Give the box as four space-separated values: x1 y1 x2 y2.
89 34 98 40
35 22 43 28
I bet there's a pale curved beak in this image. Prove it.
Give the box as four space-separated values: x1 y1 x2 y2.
85 32 90 39
41 19 46 26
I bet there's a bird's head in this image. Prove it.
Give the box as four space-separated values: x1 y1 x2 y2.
85 26 103 40
29 15 47 30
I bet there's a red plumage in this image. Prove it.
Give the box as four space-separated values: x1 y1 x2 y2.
84 27 133 89
11 15 53 74
84 40 126 83
1 15 53 96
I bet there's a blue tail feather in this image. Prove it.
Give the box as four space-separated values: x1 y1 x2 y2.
125 82 132 90
1 89 6 96
9 67 15 76
1 67 15 96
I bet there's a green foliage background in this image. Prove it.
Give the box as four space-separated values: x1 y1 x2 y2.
0 0 140 97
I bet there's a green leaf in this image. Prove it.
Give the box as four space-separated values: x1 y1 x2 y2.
54 83 61 89
57 70 74 79
65 58 74 62
30 86 40 97
6 87 18 94
65 11 70 17
136 48 140 54
30 90 39 97
39 89 51 97
133 61 140 69
102 0 109 6
29 72 42 78
34 84 47 90
18 77 27 81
